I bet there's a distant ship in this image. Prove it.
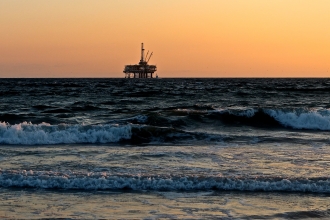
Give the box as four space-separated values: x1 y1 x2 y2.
124 43 157 78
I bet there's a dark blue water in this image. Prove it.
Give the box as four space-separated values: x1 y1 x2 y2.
1 78 330 218
2 78 330 144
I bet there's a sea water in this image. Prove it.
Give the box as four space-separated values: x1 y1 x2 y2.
1 78 330 218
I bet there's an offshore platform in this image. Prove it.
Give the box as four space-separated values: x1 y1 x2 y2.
124 43 157 78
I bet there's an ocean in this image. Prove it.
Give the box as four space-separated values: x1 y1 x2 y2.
1 78 330 218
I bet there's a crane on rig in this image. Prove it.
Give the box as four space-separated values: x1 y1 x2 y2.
145 50 149 61
123 43 157 78
146 52 153 63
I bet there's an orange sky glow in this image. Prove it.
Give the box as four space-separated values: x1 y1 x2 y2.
0 0 329 77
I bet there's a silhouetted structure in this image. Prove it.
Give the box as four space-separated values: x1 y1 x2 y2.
124 43 157 78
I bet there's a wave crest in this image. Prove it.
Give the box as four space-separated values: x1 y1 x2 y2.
266 109 330 130
1 170 330 193
209 108 330 130
0 122 132 145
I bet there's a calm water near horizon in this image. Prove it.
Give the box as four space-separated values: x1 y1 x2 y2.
1 78 330 218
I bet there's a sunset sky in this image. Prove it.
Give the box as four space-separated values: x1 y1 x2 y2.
0 0 329 78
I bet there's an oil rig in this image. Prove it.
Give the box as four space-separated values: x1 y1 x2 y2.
124 43 157 78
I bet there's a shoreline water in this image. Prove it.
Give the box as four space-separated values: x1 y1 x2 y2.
1 188 330 219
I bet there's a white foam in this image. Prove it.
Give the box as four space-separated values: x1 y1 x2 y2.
265 109 330 130
1 170 330 193
214 107 330 130
0 122 132 145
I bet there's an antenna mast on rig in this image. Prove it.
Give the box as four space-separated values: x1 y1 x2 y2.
140 43 145 63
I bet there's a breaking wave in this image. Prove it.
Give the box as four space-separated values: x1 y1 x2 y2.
209 108 330 130
1 107 330 145
1 170 330 193
110 108 330 131
265 109 330 130
0 121 222 145
0 122 132 145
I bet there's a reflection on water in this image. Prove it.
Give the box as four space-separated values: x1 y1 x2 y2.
1 188 330 219
1 144 330 179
